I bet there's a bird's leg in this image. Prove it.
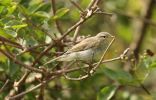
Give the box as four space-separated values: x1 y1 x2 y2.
79 60 94 76
73 59 88 73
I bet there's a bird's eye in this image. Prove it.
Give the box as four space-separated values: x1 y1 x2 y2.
102 36 106 38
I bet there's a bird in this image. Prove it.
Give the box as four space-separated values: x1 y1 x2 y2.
44 32 114 65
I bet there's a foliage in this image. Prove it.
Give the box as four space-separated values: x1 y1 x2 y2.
0 0 156 100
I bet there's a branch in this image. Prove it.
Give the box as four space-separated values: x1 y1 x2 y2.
0 36 23 49
51 0 63 35
69 0 84 13
23 0 103 69
0 79 9 94
14 71 30 88
8 47 130 99
59 7 98 40
32 43 54 66
69 0 84 42
51 48 130 80
90 36 115 74
0 48 43 73
18 5 54 41
17 43 50 56
8 76 57 100
87 0 100 9
72 26 81 42
133 0 155 60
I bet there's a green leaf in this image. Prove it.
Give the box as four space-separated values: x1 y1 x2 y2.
103 67 134 84
0 68 4 72
33 11 50 18
52 8 69 20
0 0 12 5
28 2 51 13
11 24 28 29
97 85 117 100
4 29 17 37
17 4 30 15
134 56 151 82
0 28 14 38
7 2 17 15
0 6 5 13
7 60 21 79
4 19 27 30
149 62 156 68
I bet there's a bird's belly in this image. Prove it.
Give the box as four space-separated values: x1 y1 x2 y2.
76 49 94 61
59 48 105 62
59 49 94 62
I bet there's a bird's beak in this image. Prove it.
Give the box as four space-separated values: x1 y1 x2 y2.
111 36 115 38
110 35 115 38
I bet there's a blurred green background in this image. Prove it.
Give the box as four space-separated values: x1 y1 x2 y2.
0 0 156 100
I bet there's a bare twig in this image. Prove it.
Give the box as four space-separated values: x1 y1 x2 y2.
69 0 84 13
59 18 84 40
8 47 129 99
51 0 63 35
133 0 155 59
69 0 84 42
32 43 54 66
0 79 9 94
95 11 113 16
87 0 98 9
64 74 89 81
0 48 43 73
55 48 130 81
36 76 45 100
8 76 57 100
0 36 23 49
17 43 50 56
73 25 81 42
90 36 115 74
59 7 98 40
14 71 30 87
18 5 54 41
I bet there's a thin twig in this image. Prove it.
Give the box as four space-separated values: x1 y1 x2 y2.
59 18 85 40
0 36 23 49
36 76 45 100
8 47 129 99
69 0 84 42
0 48 43 73
14 71 30 87
32 43 54 66
8 76 57 100
52 48 129 80
17 43 50 56
18 5 54 41
73 25 81 42
87 0 97 9
69 0 84 13
0 79 9 94
59 0 102 41
59 7 98 40
90 37 115 74
64 74 89 81
51 0 63 35
95 11 113 16
133 0 155 60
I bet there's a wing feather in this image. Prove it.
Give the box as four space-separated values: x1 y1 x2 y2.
66 37 100 53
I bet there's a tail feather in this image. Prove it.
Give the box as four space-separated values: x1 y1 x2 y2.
43 56 62 66
43 54 69 66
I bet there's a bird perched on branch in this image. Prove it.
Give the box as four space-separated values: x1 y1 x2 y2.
44 32 114 65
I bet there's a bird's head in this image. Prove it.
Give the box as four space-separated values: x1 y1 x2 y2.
96 32 114 39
